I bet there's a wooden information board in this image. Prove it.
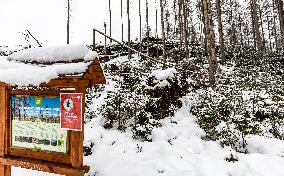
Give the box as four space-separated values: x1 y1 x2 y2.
0 58 106 176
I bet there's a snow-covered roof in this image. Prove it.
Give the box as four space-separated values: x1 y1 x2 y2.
7 45 97 63
0 45 104 87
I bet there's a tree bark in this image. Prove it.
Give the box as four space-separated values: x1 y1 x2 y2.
121 0 124 42
182 0 189 59
160 0 166 60
127 0 131 59
275 0 284 50
146 0 150 55
178 0 184 46
109 0 112 43
202 0 217 85
251 0 263 51
139 0 142 52
67 0 70 44
216 0 225 64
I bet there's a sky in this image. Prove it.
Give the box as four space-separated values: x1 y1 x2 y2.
0 0 162 46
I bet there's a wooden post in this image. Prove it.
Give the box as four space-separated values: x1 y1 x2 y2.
93 29 96 51
0 86 11 176
70 88 85 175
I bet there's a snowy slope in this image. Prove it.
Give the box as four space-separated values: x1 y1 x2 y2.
83 95 284 176
12 54 284 176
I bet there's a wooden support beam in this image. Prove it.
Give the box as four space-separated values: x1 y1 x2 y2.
0 157 89 176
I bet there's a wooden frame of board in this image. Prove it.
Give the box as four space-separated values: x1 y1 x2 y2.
0 58 105 176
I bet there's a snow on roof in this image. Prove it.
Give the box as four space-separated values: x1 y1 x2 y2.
8 45 91 63
0 46 99 86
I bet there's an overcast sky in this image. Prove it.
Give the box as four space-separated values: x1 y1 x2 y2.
0 0 162 46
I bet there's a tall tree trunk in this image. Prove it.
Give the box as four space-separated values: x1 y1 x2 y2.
239 14 244 47
121 0 124 42
67 0 70 44
182 0 189 59
216 0 225 64
251 0 263 51
156 0 159 58
109 0 112 43
178 0 184 46
267 16 272 51
127 0 131 59
202 0 217 85
200 0 207 50
259 5 266 51
146 0 150 55
139 0 142 52
160 0 166 63
275 0 284 50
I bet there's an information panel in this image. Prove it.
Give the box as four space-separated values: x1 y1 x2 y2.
60 93 83 131
11 95 68 153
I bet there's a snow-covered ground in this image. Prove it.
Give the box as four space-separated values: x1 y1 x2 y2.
13 94 284 176
8 51 284 176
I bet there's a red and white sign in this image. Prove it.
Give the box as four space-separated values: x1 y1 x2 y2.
60 93 83 131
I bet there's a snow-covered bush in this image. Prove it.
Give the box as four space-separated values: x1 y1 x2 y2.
191 50 284 152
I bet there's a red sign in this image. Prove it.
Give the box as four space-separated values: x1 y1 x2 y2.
60 93 83 131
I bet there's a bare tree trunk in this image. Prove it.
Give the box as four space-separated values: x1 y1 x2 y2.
239 14 244 47
146 0 150 55
274 15 279 51
139 0 142 52
173 0 178 39
160 0 166 60
182 0 189 59
178 0 184 46
156 0 159 58
67 0 70 44
109 0 112 43
104 22 107 55
259 5 266 51
200 0 207 50
251 0 263 51
268 16 272 51
127 0 131 59
216 0 225 64
202 0 217 85
121 0 124 42
275 0 284 50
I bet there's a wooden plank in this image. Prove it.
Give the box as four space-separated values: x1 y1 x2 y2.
0 157 89 176
0 86 6 157
10 89 83 96
0 165 11 176
9 148 70 165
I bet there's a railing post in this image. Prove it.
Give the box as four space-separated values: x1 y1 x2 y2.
93 29 96 51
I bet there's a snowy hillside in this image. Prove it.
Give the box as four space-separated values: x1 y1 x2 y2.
13 96 284 176
12 52 284 176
